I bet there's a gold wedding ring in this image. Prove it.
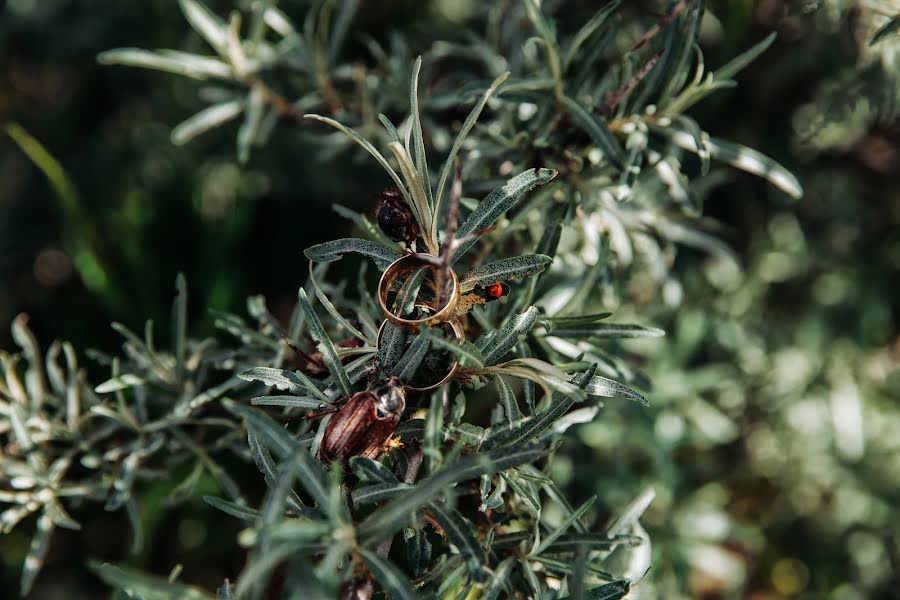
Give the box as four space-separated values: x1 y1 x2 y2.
376 313 464 391
377 253 460 331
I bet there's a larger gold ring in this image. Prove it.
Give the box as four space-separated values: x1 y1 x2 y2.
378 253 459 331
376 313 464 391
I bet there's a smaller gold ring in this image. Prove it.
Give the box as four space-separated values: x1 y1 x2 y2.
377 253 459 332
376 314 463 392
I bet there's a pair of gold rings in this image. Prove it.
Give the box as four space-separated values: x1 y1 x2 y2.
376 253 463 391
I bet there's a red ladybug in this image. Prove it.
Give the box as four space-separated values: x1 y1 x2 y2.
375 188 418 251
476 281 510 302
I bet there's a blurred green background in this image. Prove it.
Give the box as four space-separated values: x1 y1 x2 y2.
1 0 898 598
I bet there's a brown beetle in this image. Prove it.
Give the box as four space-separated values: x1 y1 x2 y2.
318 376 406 464
375 188 418 251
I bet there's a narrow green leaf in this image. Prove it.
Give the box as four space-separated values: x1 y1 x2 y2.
562 95 624 169
349 457 398 483
606 487 655 536
870 14 900 45
496 376 521 423
97 48 233 80
237 86 265 163
546 323 665 339
543 533 643 552
172 273 187 383
378 113 401 143
715 31 776 80
358 444 545 544
304 238 402 270
419 329 485 369
480 306 540 365
387 141 434 248
433 71 509 234
404 528 432 577
391 335 431 382
298 288 352 396
533 495 596 556
20 513 54 595
482 556 516 600
558 580 631 600
238 367 326 400
358 548 417 600
563 0 621 69
91 562 215 600
501 471 541 517
171 100 243 145
428 502 486 573
204 496 261 522
666 130 802 199
408 56 433 211
251 395 330 409
460 254 553 292
304 114 408 195
486 366 596 449
453 168 557 261
178 0 229 55
585 375 649 406
353 482 412 506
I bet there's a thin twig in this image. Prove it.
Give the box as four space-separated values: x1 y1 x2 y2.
631 0 691 51
600 49 665 116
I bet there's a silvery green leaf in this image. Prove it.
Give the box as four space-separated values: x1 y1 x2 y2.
298 288 352 396
216 579 234 600
204 496 261 522
433 71 509 233
495 376 521 423
453 168 557 261
358 548 416 600
481 556 516 600
304 114 408 195
391 335 431 381
546 323 665 339
247 432 307 513
480 306 540 366
349 457 397 483
557 580 631 600
419 329 485 369
540 313 612 333
11 313 45 403
251 395 329 409
387 141 433 246
171 274 187 383
304 238 402 270
238 367 325 399
665 129 802 198
585 375 648 406
428 502 486 573
20 512 54 595
225 401 297 459
543 533 643 552
606 487 655 537
424 391 444 473
870 14 900 45
358 444 545 544
94 373 144 394
237 86 265 163
97 49 232 80
715 31 776 80
376 322 409 376
459 254 553 292
404 528 432 577
352 482 412 506
485 366 596 449
327 0 359 64
378 113 401 143
501 471 541 517
532 495 596 556
171 100 243 145
562 95 624 169
91 562 215 600
563 0 621 69
408 57 432 211
178 0 229 55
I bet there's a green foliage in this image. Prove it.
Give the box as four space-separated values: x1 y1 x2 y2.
17 0 897 598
